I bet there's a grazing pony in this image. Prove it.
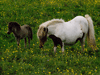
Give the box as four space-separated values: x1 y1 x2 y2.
7 22 32 48
37 14 96 53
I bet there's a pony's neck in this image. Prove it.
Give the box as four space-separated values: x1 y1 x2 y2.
47 23 61 35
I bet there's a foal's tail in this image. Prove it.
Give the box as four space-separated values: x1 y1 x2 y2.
29 27 33 40
28 26 33 40
85 14 96 51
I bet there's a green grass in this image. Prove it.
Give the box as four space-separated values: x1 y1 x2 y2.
1 0 100 75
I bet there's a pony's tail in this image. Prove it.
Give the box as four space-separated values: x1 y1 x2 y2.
85 14 96 51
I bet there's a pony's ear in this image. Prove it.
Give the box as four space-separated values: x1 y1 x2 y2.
44 27 48 32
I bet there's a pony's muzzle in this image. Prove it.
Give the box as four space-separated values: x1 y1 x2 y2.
39 41 44 48
39 36 42 39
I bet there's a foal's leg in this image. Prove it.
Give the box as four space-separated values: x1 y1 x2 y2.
28 37 30 47
16 38 20 48
24 38 27 47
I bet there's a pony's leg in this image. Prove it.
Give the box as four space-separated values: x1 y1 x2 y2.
53 41 57 53
49 35 63 53
80 40 84 51
80 37 85 51
28 37 30 47
61 42 64 53
24 38 27 47
54 46 57 53
53 40 57 53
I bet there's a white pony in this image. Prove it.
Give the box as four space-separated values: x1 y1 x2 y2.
37 14 96 53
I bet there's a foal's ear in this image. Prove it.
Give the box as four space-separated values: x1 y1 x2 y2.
8 22 13 26
13 22 21 31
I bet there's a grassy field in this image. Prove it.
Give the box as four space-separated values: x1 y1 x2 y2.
1 0 100 75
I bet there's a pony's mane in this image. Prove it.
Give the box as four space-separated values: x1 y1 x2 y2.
40 19 65 27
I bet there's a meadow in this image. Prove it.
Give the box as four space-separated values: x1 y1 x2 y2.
0 0 100 75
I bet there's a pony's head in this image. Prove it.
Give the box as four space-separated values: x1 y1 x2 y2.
37 26 48 48
7 22 21 34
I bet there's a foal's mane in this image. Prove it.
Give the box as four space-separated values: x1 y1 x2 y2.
40 19 65 27
9 22 21 31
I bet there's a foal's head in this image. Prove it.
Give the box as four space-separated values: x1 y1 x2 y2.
7 22 21 34
37 26 48 48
